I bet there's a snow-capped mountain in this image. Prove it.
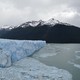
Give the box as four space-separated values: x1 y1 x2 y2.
43 18 60 26
19 20 44 28
19 18 62 28
0 18 70 29
0 18 80 43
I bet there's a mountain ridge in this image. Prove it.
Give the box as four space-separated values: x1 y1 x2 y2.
0 18 73 29
0 18 80 43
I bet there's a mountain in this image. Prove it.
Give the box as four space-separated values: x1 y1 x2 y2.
0 18 80 43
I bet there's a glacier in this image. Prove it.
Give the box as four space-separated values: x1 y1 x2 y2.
0 39 72 80
0 58 72 80
0 39 46 67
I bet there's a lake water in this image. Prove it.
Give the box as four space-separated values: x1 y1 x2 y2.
32 44 80 80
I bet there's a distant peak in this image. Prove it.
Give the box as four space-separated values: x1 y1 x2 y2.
43 18 60 26
10 18 73 29
49 18 55 21
28 20 45 27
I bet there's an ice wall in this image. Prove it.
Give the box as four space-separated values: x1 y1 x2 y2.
0 39 46 67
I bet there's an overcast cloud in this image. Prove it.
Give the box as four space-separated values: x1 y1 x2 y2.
0 0 80 27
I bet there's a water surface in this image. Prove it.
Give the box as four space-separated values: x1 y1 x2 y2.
32 44 80 80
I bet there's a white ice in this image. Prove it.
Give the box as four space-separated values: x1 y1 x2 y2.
0 57 72 80
0 39 46 67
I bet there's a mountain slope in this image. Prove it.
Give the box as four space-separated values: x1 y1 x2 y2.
0 18 80 43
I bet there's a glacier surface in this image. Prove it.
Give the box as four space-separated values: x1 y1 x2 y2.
0 40 72 80
0 39 46 67
0 57 72 80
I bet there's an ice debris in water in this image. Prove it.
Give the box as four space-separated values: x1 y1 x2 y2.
0 39 46 68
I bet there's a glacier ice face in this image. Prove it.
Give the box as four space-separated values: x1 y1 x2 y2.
0 39 46 67
0 49 11 68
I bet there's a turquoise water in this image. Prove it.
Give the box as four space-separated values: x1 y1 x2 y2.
33 44 80 80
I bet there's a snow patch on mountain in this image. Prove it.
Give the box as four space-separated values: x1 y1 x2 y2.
43 18 60 26
20 20 45 28
29 21 41 27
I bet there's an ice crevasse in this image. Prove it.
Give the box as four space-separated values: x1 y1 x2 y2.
0 39 46 67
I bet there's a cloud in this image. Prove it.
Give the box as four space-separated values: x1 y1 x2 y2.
0 1 32 26
0 0 80 27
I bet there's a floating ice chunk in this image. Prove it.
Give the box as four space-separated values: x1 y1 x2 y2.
75 51 80 53
68 61 80 69
75 55 80 59
38 53 57 58
75 51 80 59
74 64 80 69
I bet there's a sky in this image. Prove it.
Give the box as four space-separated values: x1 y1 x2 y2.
0 0 80 27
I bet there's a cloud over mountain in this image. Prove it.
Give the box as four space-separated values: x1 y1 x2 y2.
0 0 80 27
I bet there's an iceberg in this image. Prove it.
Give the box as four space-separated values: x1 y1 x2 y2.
0 39 46 67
